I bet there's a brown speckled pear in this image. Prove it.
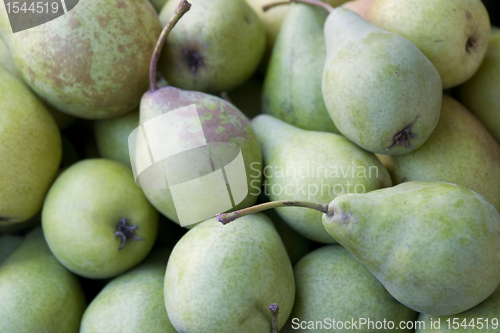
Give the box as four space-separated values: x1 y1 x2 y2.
0 65 62 224
0 227 86 332
138 0 262 226
0 0 161 119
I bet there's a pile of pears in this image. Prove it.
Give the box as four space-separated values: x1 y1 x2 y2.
1 0 500 332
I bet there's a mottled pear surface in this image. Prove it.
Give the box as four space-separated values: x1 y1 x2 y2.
139 87 262 226
368 0 491 89
457 27 500 143
322 8 442 155
323 182 500 315
95 109 139 167
263 3 338 133
253 115 391 243
416 285 500 333
1 0 161 119
0 228 86 333
42 159 158 279
164 214 295 332
282 245 416 333
159 0 265 93
0 65 61 224
80 257 176 332
387 95 500 211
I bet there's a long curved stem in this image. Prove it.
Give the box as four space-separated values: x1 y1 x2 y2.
216 200 330 225
263 0 334 13
149 0 191 92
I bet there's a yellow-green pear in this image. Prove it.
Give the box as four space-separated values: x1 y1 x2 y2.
282 245 416 332
322 7 442 155
0 227 86 332
456 27 500 143
94 109 139 167
0 65 62 224
80 250 176 333
416 285 500 332
356 0 491 89
322 182 500 315
159 0 265 93
252 114 392 243
386 95 500 211
42 159 158 279
164 214 295 332
262 3 339 133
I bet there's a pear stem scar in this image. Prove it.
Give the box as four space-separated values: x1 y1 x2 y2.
149 0 191 92
263 0 334 13
268 303 280 333
386 116 419 151
115 219 144 250
216 200 330 225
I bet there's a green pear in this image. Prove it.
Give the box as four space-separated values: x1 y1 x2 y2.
42 159 158 279
416 285 500 332
0 35 20 79
0 65 62 224
252 114 392 243
322 181 500 315
322 7 442 155
385 95 500 211
0 234 22 265
94 109 139 167
0 0 161 119
262 3 339 133
165 214 295 332
0 227 86 332
80 250 176 333
365 0 491 89
282 245 416 332
245 0 352 68
137 1 262 227
456 27 500 143
159 0 265 93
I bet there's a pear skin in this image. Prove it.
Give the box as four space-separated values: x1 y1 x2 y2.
323 181 500 315
164 214 295 332
456 27 500 143
367 0 491 89
416 284 500 332
0 227 86 332
94 109 139 167
263 3 339 133
322 8 442 155
282 245 416 333
252 115 392 243
387 95 500 212
0 65 62 224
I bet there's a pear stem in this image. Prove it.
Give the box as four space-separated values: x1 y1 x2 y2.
149 0 191 92
263 0 334 13
216 200 330 225
268 303 279 333
220 91 233 104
